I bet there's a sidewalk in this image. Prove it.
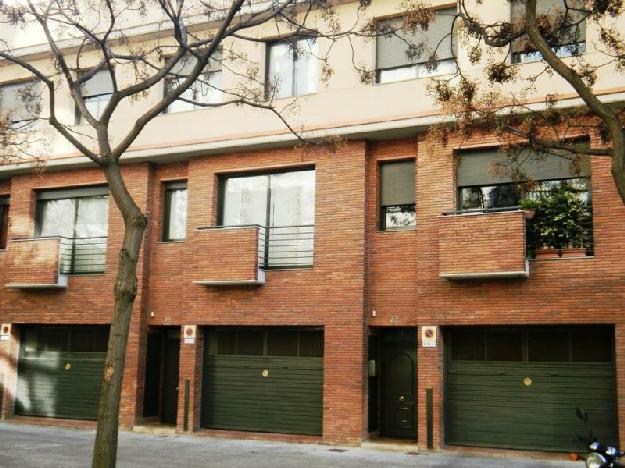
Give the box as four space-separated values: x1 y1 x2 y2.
0 421 579 468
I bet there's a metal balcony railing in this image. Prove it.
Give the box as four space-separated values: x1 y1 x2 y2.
55 236 108 274
258 224 315 269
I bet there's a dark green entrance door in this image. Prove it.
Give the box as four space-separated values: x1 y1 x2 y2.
445 326 618 452
380 329 417 439
15 326 109 420
201 328 324 436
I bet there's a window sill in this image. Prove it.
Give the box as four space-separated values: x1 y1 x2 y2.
268 91 318 101
530 255 594 261
377 227 416 233
158 240 186 244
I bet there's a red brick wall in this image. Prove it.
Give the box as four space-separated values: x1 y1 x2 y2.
438 211 527 278
5 238 63 286
187 227 261 283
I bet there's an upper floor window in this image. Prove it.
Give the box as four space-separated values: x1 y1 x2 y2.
220 168 315 268
379 160 416 230
376 8 457 84
0 81 42 128
165 51 223 113
456 147 590 211
511 0 586 64
266 37 318 99
0 195 8 249
77 70 113 123
162 181 187 241
36 186 109 274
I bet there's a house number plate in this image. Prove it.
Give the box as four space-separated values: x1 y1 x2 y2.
262 369 269 377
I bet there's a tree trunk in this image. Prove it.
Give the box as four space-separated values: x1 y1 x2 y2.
92 163 147 468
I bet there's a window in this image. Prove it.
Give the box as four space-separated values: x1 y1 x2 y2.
77 70 113 123
449 326 613 363
162 181 187 241
21 326 109 355
208 328 323 358
36 186 109 274
0 195 8 249
376 8 457 83
0 81 41 128
220 169 315 268
456 147 590 211
266 37 318 99
379 160 416 230
165 51 223 113
511 0 586 64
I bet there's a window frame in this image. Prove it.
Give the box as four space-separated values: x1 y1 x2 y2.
75 69 114 124
162 180 188 242
509 0 587 65
378 159 416 231
35 185 109 275
265 36 319 99
217 166 315 269
0 80 42 128
163 51 224 114
375 8 458 85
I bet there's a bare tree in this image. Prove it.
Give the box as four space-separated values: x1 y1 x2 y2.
412 0 625 204
0 1 372 466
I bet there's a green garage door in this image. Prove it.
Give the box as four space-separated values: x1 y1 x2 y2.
15 326 108 420
202 328 323 436
445 326 617 452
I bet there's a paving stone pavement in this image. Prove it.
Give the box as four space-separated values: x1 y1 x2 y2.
0 422 581 468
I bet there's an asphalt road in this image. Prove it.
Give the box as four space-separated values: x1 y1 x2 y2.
0 422 579 468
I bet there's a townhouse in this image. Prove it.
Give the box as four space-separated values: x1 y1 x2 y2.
1 0 624 456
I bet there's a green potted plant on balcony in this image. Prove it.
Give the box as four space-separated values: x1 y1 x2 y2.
521 183 592 259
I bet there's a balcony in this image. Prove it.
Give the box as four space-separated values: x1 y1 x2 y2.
438 209 529 280
5 236 107 289
190 224 314 286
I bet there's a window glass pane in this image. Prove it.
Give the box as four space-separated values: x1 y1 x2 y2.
222 175 269 226
74 196 109 273
268 171 315 267
41 327 68 352
486 332 523 361
571 331 613 362
267 330 298 356
378 65 418 84
293 38 317 95
383 205 416 229
217 330 236 355
450 331 484 361
268 42 294 98
0 201 8 249
21 328 41 355
167 80 195 113
166 188 187 240
39 199 75 237
68 328 95 352
528 331 569 362
236 330 264 356
75 196 109 238
92 328 109 353
195 70 223 104
299 331 323 357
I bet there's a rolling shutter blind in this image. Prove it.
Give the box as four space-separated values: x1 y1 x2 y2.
511 0 586 53
81 70 114 97
457 148 590 187
376 8 456 70
380 160 415 206
37 185 109 200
